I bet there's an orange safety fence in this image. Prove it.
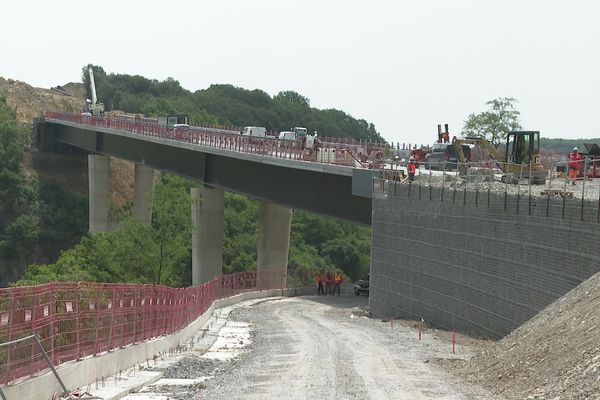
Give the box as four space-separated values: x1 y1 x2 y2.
0 268 285 385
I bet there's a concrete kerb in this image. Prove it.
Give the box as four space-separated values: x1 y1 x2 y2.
2 287 312 400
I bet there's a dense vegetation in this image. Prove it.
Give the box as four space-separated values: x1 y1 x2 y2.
540 138 600 155
3 66 374 287
0 96 88 285
85 66 383 142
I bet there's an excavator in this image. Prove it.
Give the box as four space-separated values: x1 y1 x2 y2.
452 131 546 184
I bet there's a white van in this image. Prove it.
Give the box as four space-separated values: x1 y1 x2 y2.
278 131 296 141
242 126 267 138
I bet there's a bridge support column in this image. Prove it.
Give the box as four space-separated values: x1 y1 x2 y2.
88 154 110 233
191 187 225 285
257 202 292 289
132 164 155 224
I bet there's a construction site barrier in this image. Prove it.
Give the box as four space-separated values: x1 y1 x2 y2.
0 268 284 385
376 159 600 222
43 112 385 168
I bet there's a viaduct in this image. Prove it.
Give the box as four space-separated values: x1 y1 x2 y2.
35 113 600 339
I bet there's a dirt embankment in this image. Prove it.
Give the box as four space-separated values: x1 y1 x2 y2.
0 77 85 124
0 77 134 204
452 272 600 400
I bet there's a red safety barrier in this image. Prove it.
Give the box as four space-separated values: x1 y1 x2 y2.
0 268 284 385
43 112 385 168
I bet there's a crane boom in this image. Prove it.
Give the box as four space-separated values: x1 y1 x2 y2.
86 67 104 116
88 68 98 106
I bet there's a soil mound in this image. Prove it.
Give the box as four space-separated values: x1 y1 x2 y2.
458 272 600 399
0 77 85 125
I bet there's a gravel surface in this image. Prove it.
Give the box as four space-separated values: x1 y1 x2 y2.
448 272 600 400
148 295 505 400
408 166 600 201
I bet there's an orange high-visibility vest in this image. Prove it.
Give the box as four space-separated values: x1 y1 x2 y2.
316 272 323 283
334 273 342 283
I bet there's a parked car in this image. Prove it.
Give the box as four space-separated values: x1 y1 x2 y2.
424 143 472 170
354 275 370 296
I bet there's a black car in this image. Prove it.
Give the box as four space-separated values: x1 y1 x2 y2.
424 143 471 170
354 275 370 296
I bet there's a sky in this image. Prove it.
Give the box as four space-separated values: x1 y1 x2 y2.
1 0 599 145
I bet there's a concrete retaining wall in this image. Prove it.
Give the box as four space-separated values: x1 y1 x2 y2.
370 183 600 338
3 287 312 400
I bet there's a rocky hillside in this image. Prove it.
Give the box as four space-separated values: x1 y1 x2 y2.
0 77 85 125
0 77 134 204
456 272 600 399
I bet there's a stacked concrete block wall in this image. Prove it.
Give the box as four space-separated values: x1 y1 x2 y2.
370 180 600 338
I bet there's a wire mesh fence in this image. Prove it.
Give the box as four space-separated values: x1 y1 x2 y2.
0 268 284 386
375 159 600 223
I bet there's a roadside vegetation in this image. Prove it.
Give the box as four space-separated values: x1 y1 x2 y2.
2 67 373 288
84 65 383 142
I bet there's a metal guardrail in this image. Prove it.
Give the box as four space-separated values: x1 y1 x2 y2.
44 112 386 168
0 269 284 386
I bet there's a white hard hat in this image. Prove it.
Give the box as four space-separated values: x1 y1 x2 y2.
573 147 578 151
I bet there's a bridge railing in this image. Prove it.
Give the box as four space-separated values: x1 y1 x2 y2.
0 268 284 385
44 112 385 168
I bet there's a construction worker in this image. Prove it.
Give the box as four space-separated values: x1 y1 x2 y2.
325 272 333 295
334 271 343 296
316 270 324 295
407 156 417 183
568 147 583 185
441 130 450 143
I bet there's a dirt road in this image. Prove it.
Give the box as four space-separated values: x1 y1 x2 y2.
183 295 499 400
125 295 502 399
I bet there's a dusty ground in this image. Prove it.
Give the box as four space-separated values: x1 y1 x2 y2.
448 272 600 400
146 295 502 400
0 77 85 124
405 166 600 202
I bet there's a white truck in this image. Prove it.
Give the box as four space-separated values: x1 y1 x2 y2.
242 126 267 138
292 127 308 138
278 127 308 141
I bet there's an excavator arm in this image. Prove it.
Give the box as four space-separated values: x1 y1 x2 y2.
452 137 505 171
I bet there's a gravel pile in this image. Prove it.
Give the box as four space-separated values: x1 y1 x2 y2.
453 272 600 400
407 168 600 202
161 356 220 379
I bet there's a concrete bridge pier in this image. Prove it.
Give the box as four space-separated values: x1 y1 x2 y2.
88 154 110 233
191 187 225 285
257 202 293 289
132 164 155 224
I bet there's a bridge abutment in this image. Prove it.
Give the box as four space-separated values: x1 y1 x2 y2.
191 187 225 285
257 202 292 288
132 164 155 224
88 154 110 233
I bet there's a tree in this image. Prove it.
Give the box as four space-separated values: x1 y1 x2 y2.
0 96 26 214
150 174 192 285
274 91 310 108
462 97 521 145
